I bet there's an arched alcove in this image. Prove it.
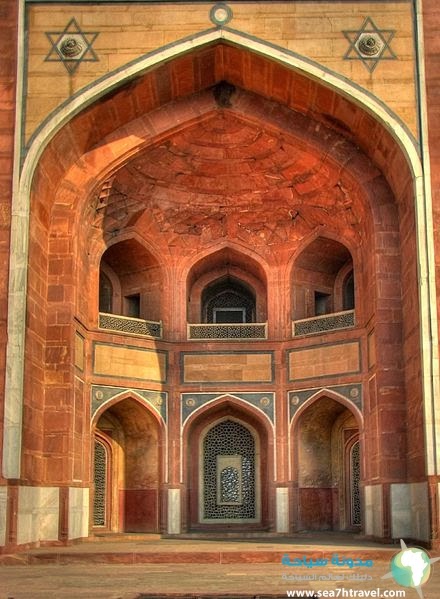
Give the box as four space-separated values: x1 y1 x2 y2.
2 32 432 549
291 236 354 321
92 397 162 533
293 396 361 532
98 238 162 322
186 247 267 333
184 398 272 531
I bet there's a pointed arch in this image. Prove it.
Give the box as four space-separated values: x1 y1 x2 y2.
92 393 164 533
290 388 363 433
290 389 363 532
91 390 166 430
183 395 272 530
4 26 438 493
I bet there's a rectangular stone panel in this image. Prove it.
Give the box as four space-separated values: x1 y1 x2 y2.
17 486 59 545
68 487 89 541
289 340 360 381
74 332 84 371
182 352 273 383
368 330 376 368
93 343 167 382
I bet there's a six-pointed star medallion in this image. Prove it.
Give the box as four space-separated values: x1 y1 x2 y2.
45 18 99 74
343 17 396 72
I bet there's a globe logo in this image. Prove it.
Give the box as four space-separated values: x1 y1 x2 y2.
391 547 431 588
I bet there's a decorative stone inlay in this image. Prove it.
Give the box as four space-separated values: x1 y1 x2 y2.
209 3 233 27
59 36 84 58
182 392 275 424
342 17 396 73
357 34 383 57
288 384 362 421
290 395 300 406
45 18 99 74
91 385 167 422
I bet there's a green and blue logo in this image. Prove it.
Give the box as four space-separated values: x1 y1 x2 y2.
382 539 440 598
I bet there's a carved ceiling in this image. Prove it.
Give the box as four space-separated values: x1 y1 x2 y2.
93 99 367 250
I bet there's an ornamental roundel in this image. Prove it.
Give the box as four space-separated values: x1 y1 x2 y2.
210 3 233 27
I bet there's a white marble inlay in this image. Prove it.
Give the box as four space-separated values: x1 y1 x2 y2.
391 482 429 542
17 486 59 545
68 487 89 540
364 484 383 538
0 486 7 546
167 488 181 535
276 487 289 533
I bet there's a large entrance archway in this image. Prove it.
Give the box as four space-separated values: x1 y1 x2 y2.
4 28 436 547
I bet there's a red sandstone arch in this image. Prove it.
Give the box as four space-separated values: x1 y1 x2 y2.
15 41 421 520
289 388 364 432
290 236 358 322
92 394 165 533
186 246 268 324
290 391 363 532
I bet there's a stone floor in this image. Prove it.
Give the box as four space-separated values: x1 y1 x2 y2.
0 533 439 599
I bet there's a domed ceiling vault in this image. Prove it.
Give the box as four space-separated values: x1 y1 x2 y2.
90 86 380 259
50 41 406 266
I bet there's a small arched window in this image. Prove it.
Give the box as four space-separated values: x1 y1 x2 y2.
202 277 256 323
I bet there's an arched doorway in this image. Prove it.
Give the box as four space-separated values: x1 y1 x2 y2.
293 396 362 532
186 402 270 531
92 397 161 533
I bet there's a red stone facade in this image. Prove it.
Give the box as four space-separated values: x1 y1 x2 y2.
0 0 439 552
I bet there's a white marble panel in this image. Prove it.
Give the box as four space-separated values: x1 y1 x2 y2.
410 482 429 542
364 484 383 538
391 482 429 542
390 483 412 539
68 487 89 540
17 486 59 545
167 488 181 534
276 487 289 533
0 486 7 546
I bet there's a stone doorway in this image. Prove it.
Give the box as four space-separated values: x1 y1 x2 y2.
294 397 361 532
92 397 161 533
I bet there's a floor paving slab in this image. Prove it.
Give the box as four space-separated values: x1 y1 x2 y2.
0 534 439 599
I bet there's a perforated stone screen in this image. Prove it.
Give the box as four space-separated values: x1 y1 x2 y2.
351 441 361 526
93 440 107 527
202 420 256 521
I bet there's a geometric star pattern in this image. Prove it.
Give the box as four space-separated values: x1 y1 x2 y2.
343 17 397 73
45 18 99 75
